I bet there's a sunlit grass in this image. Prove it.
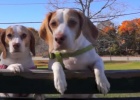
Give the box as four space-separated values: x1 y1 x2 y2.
104 61 140 70
34 60 48 68
35 60 140 70
34 60 140 97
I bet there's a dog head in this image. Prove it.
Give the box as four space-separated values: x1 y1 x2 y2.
39 9 98 52
0 25 35 59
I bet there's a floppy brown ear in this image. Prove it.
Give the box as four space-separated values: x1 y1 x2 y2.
0 30 7 59
77 11 99 44
28 29 35 56
39 12 54 53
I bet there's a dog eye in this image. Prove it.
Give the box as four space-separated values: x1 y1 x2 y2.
7 34 13 39
21 33 27 39
50 21 58 28
68 20 77 27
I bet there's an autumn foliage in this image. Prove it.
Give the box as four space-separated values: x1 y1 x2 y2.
118 18 140 35
102 26 116 34
98 18 140 55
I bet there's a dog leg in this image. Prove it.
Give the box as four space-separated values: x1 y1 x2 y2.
94 58 110 94
52 62 67 94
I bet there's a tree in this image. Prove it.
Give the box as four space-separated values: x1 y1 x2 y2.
47 0 126 22
97 24 120 55
118 19 140 55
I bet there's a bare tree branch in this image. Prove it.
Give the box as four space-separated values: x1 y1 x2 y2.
87 0 93 17
92 0 110 17
75 0 86 13
47 0 126 24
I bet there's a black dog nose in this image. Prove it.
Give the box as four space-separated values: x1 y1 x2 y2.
13 43 20 49
55 35 66 44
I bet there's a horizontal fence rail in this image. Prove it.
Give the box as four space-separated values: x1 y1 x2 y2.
0 69 140 94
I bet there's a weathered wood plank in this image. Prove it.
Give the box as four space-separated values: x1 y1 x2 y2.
0 69 140 94
2 69 140 79
1 97 140 100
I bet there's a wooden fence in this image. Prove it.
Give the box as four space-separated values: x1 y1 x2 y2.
0 69 140 99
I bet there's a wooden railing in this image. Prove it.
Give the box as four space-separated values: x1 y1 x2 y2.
0 69 140 99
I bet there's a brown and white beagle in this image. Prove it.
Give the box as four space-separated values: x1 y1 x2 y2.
39 9 110 98
0 25 35 72
0 25 44 99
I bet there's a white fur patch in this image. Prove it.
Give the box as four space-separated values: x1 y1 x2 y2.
8 25 26 53
52 62 67 94
53 9 76 51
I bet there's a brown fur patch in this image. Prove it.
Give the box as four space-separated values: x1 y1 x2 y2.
39 12 56 52
76 11 99 44
67 9 83 39
0 30 7 59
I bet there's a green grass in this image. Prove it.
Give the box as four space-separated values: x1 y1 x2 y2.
104 61 140 70
99 61 140 98
35 60 140 70
96 93 140 98
35 60 140 98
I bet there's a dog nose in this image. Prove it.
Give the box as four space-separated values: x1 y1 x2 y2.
55 35 66 44
13 43 20 49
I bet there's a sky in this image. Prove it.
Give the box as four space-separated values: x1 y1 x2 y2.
0 0 140 30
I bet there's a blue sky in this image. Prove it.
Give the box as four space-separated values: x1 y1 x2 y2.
0 0 140 30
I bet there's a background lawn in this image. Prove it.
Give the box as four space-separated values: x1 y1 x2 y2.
34 60 140 98
105 61 140 70
35 60 140 70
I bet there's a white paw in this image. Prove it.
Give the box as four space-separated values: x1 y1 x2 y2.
52 62 67 94
95 74 110 94
54 70 67 94
7 64 24 73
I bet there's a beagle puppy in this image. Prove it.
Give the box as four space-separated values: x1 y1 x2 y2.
0 25 44 99
0 25 35 72
39 9 110 98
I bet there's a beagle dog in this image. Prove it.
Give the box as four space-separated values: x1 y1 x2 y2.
0 25 35 72
0 25 44 99
39 9 110 98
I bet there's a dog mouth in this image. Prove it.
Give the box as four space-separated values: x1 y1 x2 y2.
13 49 21 53
55 44 67 50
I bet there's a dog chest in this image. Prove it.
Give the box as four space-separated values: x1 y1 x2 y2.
63 56 93 70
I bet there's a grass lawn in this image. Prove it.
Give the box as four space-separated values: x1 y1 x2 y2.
34 60 48 68
99 61 140 98
104 61 140 70
34 60 140 98
34 60 140 70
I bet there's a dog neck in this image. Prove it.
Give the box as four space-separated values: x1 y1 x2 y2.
54 33 92 54
74 33 92 51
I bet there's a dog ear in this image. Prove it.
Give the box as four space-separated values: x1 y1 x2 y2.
39 12 54 52
0 29 7 59
77 11 99 44
28 29 35 56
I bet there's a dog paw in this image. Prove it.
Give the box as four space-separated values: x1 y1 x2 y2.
7 64 24 73
52 62 67 94
95 74 110 94
54 70 67 94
